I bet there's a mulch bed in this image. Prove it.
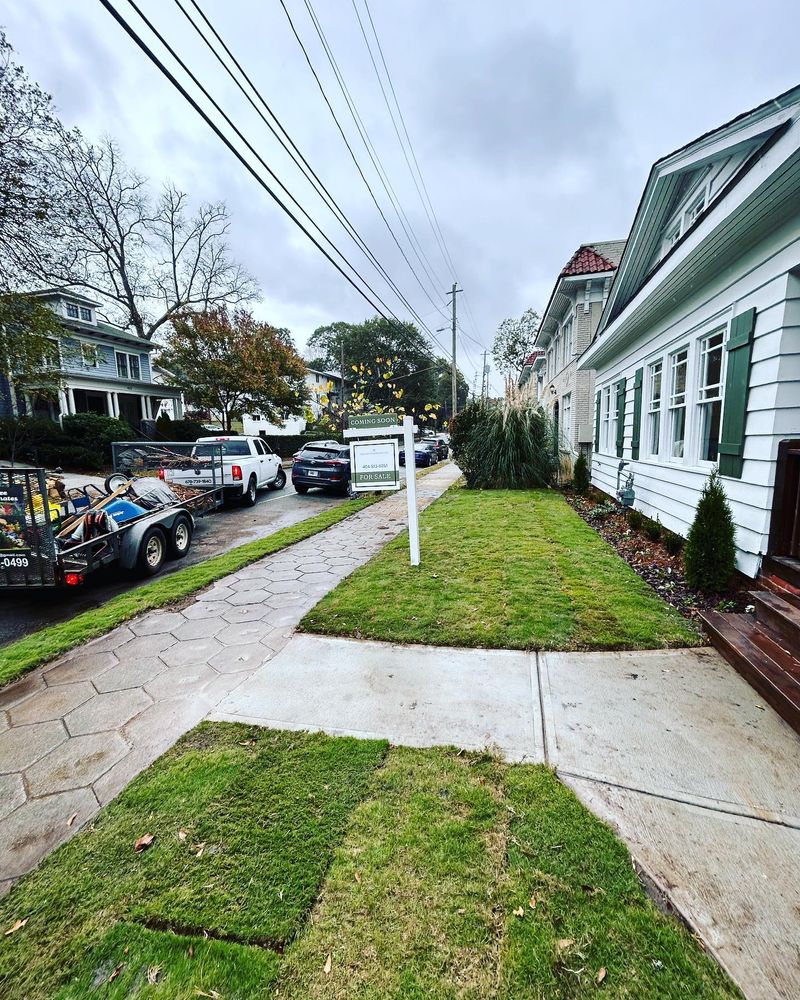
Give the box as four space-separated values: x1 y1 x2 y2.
564 489 751 622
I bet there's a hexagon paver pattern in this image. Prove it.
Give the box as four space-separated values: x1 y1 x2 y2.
0 463 460 888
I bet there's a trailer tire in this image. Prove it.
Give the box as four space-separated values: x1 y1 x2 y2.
168 514 192 559
241 475 258 507
136 526 167 577
104 473 129 493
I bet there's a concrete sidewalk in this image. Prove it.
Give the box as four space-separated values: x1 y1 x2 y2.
0 462 462 894
213 635 800 1000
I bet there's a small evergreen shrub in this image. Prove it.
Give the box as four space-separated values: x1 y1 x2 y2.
643 516 662 542
586 500 618 522
685 470 736 594
572 451 590 494
627 509 644 531
663 529 684 556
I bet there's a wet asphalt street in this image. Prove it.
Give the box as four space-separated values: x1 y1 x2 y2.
0 480 347 647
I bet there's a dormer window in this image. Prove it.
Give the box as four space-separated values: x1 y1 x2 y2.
66 302 79 319
79 306 92 322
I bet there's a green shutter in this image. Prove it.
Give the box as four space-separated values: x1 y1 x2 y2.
718 308 756 479
631 368 643 460
594 391 601 451
615 378 626 458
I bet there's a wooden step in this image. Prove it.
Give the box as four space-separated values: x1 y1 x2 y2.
701 610 800 735
762 555 800 591
750 590 800 651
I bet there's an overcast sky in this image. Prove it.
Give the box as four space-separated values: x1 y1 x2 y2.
5 0 798 391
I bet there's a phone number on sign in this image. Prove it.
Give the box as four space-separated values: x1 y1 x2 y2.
0 554 30 569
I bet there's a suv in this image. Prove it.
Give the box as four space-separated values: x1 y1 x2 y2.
292 442 352 495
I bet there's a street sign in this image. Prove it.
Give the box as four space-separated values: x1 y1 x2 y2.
349 438 400 492
348 412 398 430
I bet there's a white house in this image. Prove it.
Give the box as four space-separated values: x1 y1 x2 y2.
532 242 625 463
242 366 342 437
579 85 800 581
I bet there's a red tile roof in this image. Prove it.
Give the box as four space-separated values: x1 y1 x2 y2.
523 350 545 367
560 243 623 277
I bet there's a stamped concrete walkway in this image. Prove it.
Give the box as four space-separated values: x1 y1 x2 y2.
213 635 800 1000
0 463 462 895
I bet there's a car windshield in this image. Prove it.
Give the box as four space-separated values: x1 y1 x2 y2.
195 441 251 457
299 446 344 460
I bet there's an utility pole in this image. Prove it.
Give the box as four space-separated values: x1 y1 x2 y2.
481 350 488 401
446 283 462 421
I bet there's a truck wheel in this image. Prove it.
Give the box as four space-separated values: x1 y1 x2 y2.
136 526 166 577
268 468 287 491
241 475 258 507
168 514 192 559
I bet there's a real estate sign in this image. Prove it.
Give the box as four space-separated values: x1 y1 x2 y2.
349 438 400 492
348 412 399 430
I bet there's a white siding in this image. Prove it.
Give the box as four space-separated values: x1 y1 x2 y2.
591 215 800 577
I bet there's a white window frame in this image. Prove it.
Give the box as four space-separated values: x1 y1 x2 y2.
668 347 689 461
116 351 142 381
609 383 619 452
696 328 725 465
65 302 79 319
79 306 93 322
646 359 663 458
600 386 611 451
562 392 572 447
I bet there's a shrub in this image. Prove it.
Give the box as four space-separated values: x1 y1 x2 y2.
586 500 618 522
37 444 101 471
627 509 644 531
685 470 736 594
643 516 662 542
155 414 209 442
450 400 558 490
0 416 64 464
61 413 133 464
663 530 684 556
572 451 590 494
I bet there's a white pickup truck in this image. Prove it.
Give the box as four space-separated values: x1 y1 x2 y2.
166 435 286 506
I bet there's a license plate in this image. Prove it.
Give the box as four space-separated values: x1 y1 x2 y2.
307 470 320 477
191 478 213 485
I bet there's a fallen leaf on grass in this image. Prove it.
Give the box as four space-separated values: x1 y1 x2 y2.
108 963 124 983
195 843 205 859
134 833 154 853
4 918 28 936
187 945 194 958
177 830 187 842
194 991 222 999
513 906 525 918
528 897 537 909
354 871 362 883
556 938 575 952
323 953 332 975
67 813 77 827
147 965 162 984
597 967 607 984
124 947 129 956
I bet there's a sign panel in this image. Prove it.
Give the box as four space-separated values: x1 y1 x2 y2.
348 412 398 430
349 438 400 492
0 485 32 569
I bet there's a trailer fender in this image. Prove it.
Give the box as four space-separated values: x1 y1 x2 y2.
118 509 195 570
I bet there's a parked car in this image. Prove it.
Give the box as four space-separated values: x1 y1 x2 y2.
399 441 439 468
292 442 352 495
426 436 449 460
291 439 341 461
164 435 285 506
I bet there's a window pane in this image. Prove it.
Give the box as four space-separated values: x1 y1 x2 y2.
116 353 128 378
649 410 660 455
66 303 79 318
700 399 722 462
79 307 92 322
129 355 141 380
671 407 686 458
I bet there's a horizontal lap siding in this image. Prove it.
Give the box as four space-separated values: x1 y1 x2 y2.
591 216 800 577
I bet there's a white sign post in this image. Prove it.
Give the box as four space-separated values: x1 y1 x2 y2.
403 415 420 566
343 412 420 566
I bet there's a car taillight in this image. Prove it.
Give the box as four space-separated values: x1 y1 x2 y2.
65 572 85 586
158 468 165 480
323 459 348 466
232 465 243 481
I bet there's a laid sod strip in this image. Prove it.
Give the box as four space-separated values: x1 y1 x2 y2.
276 750 738 1000
0 724 387 1000
301 487 701 651
0 494 380 689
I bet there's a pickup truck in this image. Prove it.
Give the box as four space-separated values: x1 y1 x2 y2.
165 435 286 506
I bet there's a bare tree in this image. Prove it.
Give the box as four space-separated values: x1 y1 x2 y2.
19 132 258 339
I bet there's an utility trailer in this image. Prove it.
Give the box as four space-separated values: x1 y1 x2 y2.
0 442 225 590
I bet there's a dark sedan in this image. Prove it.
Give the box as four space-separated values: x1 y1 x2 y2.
399 441 439 468
292 442 352 495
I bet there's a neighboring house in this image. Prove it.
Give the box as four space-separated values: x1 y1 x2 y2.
1 290 182 430
579 85 800 579
533 241 626 461
242 366 343 437
517 350 545 401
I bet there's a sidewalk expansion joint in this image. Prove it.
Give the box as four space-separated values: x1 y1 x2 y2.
555 766 800 830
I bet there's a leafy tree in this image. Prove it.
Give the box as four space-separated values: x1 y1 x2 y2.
0 293 64 405
0 31 61 292
684 470 737 594
492 307 540 379
159 308 308 432
572 450 590 494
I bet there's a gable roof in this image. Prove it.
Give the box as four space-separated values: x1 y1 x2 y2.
591 83 800 352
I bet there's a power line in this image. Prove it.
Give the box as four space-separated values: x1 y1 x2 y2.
168 0 446 356
98 0 446 360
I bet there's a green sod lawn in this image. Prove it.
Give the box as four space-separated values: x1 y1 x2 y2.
302 487 701 650
0 724 737 999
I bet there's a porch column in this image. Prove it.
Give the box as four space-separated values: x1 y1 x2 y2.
175 395 184 419
106 391 114 417
112 391 119 418
65 386 75 415
57 389 68 426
